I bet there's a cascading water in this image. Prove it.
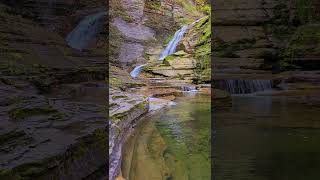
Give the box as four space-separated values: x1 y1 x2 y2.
66 12 106 50
129 19 200 78
159 25 188 60
130 64 146 78
215 79 273 94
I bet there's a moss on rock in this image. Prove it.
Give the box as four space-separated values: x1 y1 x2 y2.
9 107 58 119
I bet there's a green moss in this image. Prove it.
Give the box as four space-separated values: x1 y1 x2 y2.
110 113 128 123
71 128 107 158
9 107 58 119
109 76 124 88
0 130 25 145
200 68 211 82
143 50 150 61
177 0 201 17
185 14 211 82
179 17 194 25
136 101 147 110
112 95 129 100
145 0 161 10
0 169 21 180
110 101 147 123
0 128 107 179
0 56 50 76
199 5 211 15
296 0 320 23
109 0 134 22
285 24 320 57
177 73 185 80
164 34 174 46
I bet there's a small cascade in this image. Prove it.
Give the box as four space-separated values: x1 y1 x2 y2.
159 25 188 60
130 64 146 78
180 86 198 92
66 12 106 50
215 79 273 94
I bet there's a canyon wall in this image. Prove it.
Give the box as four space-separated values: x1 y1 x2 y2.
0 1 108 179
213 0 320 73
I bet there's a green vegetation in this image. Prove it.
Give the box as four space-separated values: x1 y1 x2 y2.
0 54 49 76
296 0 320 23
145 0 161 10
109 25 124 63
192 14 212 82
112 95 129 100
261 0 320 69
9 107 58 119
110 101 147 123
0 130 26 146
109 0 134 22
176 0 202 17
285 24 320 57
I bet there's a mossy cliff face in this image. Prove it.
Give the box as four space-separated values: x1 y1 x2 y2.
146 11 211 83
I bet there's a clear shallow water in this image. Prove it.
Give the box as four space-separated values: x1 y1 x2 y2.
214 95 320 180
121 94 211 180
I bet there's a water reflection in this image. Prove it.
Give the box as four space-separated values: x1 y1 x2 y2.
121 94 211 180
215 95 320 180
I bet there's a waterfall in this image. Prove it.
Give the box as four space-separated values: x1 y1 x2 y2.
180 86 198 92
66 12 106 50
159 25 188 60
130 64 146 78
215 79 273 94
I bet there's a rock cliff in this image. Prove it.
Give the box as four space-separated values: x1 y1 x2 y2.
108 0 209 179
212 0 320 95
0 1 107 179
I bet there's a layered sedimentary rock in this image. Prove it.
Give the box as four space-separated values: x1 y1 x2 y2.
0 1 107 179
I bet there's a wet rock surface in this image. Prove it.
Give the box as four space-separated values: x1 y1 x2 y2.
109 88 149 180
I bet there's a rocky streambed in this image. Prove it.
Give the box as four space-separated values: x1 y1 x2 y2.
109 75 211 179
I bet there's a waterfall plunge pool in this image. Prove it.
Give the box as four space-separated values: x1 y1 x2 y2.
120 93 211 180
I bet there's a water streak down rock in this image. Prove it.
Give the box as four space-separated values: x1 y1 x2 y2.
66 12 106 50
159 25 188 60
130 64 146 78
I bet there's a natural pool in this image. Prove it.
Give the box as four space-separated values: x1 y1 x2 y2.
214 95 320 180
121 94 211 180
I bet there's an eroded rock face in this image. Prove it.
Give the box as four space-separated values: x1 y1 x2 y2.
112 18 155 41
118 42 145 64
0 2 107 179
147 52 196 78
164 56 196 69
0 77 107 179
109 89 149 180
212 0 276 64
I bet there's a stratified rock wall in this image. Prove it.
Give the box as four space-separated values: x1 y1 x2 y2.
213 0 276 71
213 0 320 71
0 1 108 179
